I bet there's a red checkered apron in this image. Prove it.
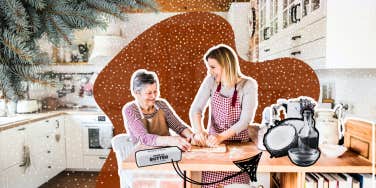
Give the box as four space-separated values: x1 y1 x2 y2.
202 82 250 188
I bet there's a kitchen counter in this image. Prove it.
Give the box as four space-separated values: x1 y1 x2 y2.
0 108 105 132
123 142 373 188
122 142 372 173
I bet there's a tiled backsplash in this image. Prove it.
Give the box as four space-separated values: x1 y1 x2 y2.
315 69 376 121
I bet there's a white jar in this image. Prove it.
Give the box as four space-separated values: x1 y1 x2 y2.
0 99 7 117
315 109 342 145
6 101 17 116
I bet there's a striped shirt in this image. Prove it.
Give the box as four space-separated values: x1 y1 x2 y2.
122 99 188 146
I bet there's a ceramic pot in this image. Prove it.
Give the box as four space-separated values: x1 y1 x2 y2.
315 109 343 145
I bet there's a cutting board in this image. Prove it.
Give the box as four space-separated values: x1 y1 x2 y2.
189 144 227 153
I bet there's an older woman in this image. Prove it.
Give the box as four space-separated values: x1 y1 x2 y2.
123 69 194 151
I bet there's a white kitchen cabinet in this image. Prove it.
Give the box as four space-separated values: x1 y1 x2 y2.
259 0 325 40
258 0 326 69
83 155 108 170
48 116 66 177
64 115 84 169
258 0 376 69
26 121 51 187
0 170 5 188
0 115 67 188
2 164 28 188
0 125 27 171
27 116 66 185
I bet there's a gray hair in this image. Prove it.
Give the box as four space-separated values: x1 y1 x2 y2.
131 69 158 94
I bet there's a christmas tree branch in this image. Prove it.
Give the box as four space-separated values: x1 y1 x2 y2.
1 31 33 62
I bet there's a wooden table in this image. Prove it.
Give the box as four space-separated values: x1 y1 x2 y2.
122 142 373 188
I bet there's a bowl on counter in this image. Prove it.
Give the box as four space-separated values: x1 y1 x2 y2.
288 147 320 167
319 144 347 158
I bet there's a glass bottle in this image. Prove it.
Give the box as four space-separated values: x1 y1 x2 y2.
298 109 319 149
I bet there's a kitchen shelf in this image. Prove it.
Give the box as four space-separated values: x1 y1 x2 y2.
41 63 105 73
53 62 89 65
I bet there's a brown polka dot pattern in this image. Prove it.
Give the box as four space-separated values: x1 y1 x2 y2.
93 12 320 188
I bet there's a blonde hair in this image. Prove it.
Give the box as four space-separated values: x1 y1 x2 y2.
204 44 241 85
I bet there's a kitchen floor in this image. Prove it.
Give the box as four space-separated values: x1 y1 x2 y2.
39 171 99 188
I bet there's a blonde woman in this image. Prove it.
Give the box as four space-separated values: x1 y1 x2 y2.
189 44 258 187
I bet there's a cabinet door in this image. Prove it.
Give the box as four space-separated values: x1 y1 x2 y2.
49 116 66 176
3 164 33 188
0 171 5 188
65 115 83 169
25 119 54 187
295 0 326 28
83 155 108 171
0 126 26 170
281 0 297 30
27 151 50 187
26 120 52 155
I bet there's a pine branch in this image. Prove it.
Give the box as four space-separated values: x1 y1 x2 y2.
0 29 35 62
86 0 125 20
23 0 47 10
133 0 158 11
0 0 158 101
47 7 105 29
0 65 19 101
27 9 43 38
45 15 73 45
1 0 31 35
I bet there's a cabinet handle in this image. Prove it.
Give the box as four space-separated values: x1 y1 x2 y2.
291 35 301 40
263 27 270 40
18 127 26 131
291 51 301 56
250 7 256 39
98 156 107 160
46 135 50 138
47 150 51 153
264 48 270 52
294 3 301 22
56 120 60 128
48 166 51 169
45 120 49 123
290 5 296 23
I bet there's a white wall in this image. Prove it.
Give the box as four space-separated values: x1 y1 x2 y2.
228 2 251 61
315 69 376 121
326 0 376 68
120 12 227 46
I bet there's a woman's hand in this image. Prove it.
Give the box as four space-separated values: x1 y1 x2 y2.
191 131 208 146
206 134 225 147
169 136 191 151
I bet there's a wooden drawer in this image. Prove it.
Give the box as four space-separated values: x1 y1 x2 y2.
288 37 326 61
259 18 326 61
261 37 326 62
291 18 326 48
344 119 374 162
